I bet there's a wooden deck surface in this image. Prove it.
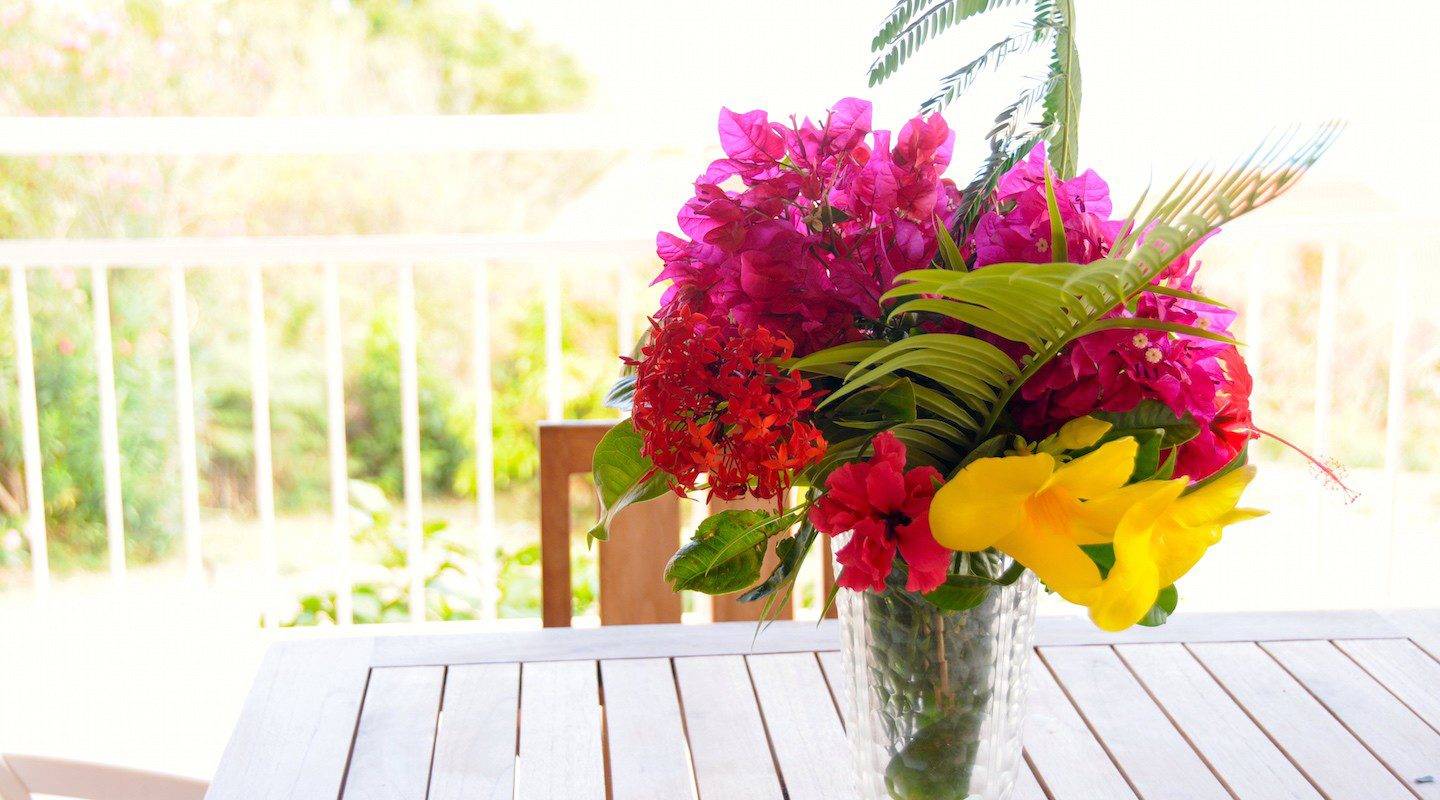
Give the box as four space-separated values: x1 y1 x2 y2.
205 609 1440 800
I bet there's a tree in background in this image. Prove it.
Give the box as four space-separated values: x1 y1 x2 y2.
0 0 608 576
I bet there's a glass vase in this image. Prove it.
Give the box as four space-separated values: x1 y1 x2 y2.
836 563 1038 800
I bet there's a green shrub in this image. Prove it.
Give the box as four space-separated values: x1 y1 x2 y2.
280 479 596 625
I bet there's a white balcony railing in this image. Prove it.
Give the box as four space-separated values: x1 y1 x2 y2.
0 115 1431 621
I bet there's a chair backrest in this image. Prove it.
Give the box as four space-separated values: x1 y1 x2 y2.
539 420 682 627
539 420 836 626
0 754 208 800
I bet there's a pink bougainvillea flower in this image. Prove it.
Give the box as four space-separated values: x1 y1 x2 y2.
808 431 952 593
654 98 959 356
970 142 1121 267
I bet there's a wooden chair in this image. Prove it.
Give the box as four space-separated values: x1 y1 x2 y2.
0 753 207 800
539 420 836 627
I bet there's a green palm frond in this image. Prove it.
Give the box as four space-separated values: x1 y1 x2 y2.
801 126 1339 452
868 0 1031 87
1036 0 1081 177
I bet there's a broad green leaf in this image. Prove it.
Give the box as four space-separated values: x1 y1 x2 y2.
663 510 784 595
924 575 994 611
1184 447 1248 495
1094 400 1201 448
1138 585 1179 627
602 374 636 412
954 433 1008 473
586 419 671 542
1154 447 1179 480
1126 428 1165 483
737 521 822 603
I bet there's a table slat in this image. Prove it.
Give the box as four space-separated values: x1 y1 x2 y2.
1013 759 1048 800
517 660 605 800
1389 609 1440 661
1116 643 1323 800
1023 655 1139 800
1335 638 1440 732
1189 642 1414 800
206 638 370 800
428 663 519 800
599 658 695 800
815 650 846 726
341 666 443 800
747 653 854 800
1262 640 1440 798
1041 646 1231 800
673 655 784 800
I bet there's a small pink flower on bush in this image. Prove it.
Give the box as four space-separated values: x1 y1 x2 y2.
980 144 1249 480
655 98 958 355
809 432 952 593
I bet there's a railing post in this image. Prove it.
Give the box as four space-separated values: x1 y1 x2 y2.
473 262 498 620
322 262 353 625
398 262 425 622
9 265 50 597
544 261 563 420
1313 241 1339 460
248 264 279 626
1243 246 1267 398
90 263 126 584
616 263 635 359
169 264 204 584
1311 240 1340 590
1381 247 1413 606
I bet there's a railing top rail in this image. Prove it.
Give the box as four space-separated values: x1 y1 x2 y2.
0 233 655 267
0 114 715 155
0 214 1418 268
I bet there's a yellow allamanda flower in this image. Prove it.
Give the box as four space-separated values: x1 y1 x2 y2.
1084 466 1265 631
928 431 1140 604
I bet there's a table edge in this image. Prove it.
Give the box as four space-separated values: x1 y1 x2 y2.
257 608 1439 668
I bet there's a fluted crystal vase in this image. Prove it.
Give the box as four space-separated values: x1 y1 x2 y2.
836 565 1038 800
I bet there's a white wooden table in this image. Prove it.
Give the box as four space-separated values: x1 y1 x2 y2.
205 610 1440 800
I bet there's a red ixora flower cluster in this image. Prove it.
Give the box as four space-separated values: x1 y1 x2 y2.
808 432 951 593
655 98 959 356
628 307 826 502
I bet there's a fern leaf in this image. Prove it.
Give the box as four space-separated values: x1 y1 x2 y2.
950 76 1059 232
869 0 1031 87
872 0 943 54
922 22 1056 113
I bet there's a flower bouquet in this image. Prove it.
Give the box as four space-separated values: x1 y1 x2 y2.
588 4 1337 798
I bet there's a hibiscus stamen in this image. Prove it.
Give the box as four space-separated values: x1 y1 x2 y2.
1247 425 1359 503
